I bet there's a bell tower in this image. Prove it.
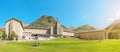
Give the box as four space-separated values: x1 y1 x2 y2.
53 18 63 35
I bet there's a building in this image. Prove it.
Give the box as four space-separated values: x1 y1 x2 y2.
75 19 120 40
62 31 74 38
5 18 74 40
75 30 107 40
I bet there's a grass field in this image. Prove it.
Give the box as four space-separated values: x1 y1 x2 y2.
0 38 120 52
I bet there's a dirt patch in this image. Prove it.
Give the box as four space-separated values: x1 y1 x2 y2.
0 42 7 44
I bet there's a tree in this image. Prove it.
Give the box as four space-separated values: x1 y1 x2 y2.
2 31 7 40
10 31 16 40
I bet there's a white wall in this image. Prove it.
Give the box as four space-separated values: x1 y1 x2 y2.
6 20 24 40
62 32 74 37
24 29 48 34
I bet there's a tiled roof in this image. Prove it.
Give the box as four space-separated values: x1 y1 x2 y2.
24 27 49 30
6 18 24 30
64 30 75 33
76 29 105 33
6 18 22 23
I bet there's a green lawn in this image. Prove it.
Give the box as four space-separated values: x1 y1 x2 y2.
0 38 120 52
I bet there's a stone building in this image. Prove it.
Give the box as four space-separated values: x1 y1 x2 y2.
62 31 74 38
5 18 74 40
75 19 120 40
75 30 107 40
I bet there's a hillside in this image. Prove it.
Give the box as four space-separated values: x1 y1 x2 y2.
0 28 4 36
74 24 96 32
0 28 5 31
28 15 68 30
0 31 3 36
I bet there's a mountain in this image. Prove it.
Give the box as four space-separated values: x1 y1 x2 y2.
28 15 68 30
68 26 78 31
74 24 96 32
106 19 120 30
28 15 56 28
61 25 69 31
0 27 5 31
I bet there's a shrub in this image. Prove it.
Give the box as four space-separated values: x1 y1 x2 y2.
2 31 7 40
10 31 16 40
108 32 120 39
32 42 40 47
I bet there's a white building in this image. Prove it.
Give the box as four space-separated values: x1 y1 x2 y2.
5 18 74 40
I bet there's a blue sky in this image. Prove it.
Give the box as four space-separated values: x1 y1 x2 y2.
0 0 120 29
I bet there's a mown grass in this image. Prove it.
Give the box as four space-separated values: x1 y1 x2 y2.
0 38 120 52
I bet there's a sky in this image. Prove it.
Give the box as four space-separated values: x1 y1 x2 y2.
0 0 120 29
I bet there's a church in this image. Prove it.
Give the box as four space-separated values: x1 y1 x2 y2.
5 18 74 40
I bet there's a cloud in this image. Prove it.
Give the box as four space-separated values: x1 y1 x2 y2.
116 11 120 17
107 18 114 21
107 11 120 21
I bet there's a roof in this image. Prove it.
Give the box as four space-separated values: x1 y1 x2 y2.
24 27 49 30
64 30 75 33
6 18 24 30
76 29 105 33
6 18 22 23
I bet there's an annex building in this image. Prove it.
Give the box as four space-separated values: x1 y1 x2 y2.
5 18 74 40
75 19 120 40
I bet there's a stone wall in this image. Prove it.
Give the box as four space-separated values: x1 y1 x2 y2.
75 30 107 40
24 29 48 34
62 32 74 37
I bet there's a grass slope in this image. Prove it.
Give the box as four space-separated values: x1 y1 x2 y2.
0 38 120 52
